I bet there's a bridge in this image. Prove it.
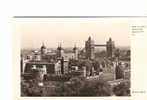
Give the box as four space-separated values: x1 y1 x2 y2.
85 36 115 60
94 44 106 47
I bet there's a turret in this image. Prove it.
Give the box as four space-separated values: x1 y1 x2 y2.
85 36 95 60
41 42 47 55
56 43 64 58
106 37 115 58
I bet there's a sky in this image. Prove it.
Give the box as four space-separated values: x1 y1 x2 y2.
14 18 131 49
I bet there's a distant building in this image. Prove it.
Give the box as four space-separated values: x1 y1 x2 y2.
22 43 72 78
78 49 86 59
21 36 130 84
24 61 55 74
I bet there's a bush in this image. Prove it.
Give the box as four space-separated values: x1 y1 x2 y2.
79 80 112 96
54 78 112 96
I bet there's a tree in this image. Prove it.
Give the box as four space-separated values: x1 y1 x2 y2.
113 82 130 96
54 77 83 96
21 80 43 96
79 80 113 96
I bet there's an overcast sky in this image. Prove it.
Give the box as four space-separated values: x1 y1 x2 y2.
14 18 131 49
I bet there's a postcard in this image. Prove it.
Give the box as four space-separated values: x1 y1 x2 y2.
13 17 147 100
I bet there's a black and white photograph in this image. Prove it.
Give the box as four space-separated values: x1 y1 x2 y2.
17 18 131 97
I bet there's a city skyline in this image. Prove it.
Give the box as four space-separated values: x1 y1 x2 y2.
18 18 131 97
14 18 130 49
